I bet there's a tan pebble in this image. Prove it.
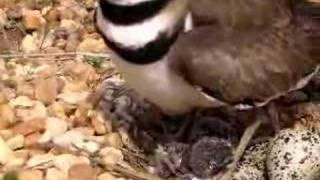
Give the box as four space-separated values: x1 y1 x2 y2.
74 141 100 154
77 38 106 53
10 96 34 107
38 117 68 143
0 137 14 165
0 130 14 140
11 118 45 136
57 92 89 105
0 104 16 129
53 154 89 173
91 113 107 135
53 130 84 149
35 77 58 105
68 163 97 180
47 101 66 119
60 19 80 33
19 169 44 180
99 147 124 166
15 102 47 122
98 173 119 180
21 34 40 53
26 153 55 168
0 92 8 104
22 10 45 30
6 134 24 150
24 132 41 147
73 127 95 136
45 168 68 180
17 83 35 98
105 133 123 149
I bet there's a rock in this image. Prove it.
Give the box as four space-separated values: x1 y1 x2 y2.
267 129 320 180
53 130 84 149
98 173 119 180
26 153 55 169
11 118 45 136
21 34 39 53
74 140 100 154
10 96 34 107
0 104 16 129
77 38 106 53
91 112 108 135
15 101 48 122
22 9 45 30
99 147 124 166
24 132 41 147
57 92 89 105
18 169 44 180
45 168 68 180
35 77 58 105
60 19 81 34
104 133 123 149
53 154 90 173
38 117 68 143
0 137 14 165
68 163 97 180
6 134 24 150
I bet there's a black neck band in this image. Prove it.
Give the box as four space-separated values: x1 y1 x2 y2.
99 0 170 25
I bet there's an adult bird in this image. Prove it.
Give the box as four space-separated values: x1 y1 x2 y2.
95 0 320 178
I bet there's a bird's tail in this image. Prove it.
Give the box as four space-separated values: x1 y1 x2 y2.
292 0 320 61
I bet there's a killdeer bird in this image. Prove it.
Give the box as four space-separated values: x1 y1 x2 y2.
95 0 320 178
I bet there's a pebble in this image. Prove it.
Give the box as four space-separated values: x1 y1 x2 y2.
104 133 123 149
267 129 320 180
98 173 119 180
26 153 55 169
0 137 14 165
99 147 124 166
68 163 97 180
52 154 90 173
45 168 68 180
6 134 24 150
11 118 45 136
18 169 44 180
38 117 68 143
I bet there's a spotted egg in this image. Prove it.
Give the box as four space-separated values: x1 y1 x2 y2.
267 129 320 180
232 138 270 180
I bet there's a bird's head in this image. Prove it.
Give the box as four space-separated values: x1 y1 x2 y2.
95 0 189 64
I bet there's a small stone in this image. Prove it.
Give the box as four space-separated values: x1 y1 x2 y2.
24 132 41 147
57 92 89 105
0 137 14 165
26 153 55 168
35 77 58 105
91 112 107 135
6 134 24 150
10 96 34 107
18 169 44 180
38 117 68 143
22 9 45 30
104 133 123 149
68 163 97 180
74 140 100 154
21 34 39 53
53 154 90 173
45 168 68 180
77 38 106 53
99 147 124 166
11 118 45 136
15 101 47 122
0 104 16 129
53 130 84 149
98 173 119 180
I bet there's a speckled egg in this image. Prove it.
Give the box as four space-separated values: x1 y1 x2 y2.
267 129 320 180
232 138 270 180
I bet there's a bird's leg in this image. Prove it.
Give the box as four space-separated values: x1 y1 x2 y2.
267 102 281 133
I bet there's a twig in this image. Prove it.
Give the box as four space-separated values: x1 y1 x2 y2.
0 52 111 59
220 118 262 180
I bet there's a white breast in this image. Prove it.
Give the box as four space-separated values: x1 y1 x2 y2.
113 55 223 114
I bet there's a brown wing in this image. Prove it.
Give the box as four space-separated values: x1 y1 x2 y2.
188 0 289 29
168 24 318 106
